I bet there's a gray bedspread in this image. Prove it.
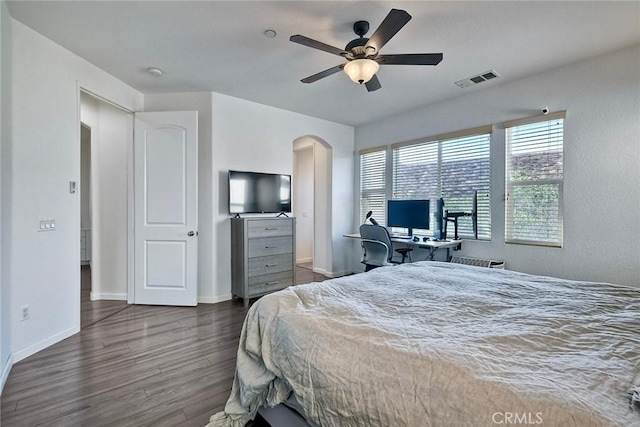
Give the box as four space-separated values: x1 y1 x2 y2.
208 262 640 427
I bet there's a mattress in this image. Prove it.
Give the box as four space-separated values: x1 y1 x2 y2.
209 262 640 427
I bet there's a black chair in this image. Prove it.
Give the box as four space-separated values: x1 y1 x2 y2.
395 246 413 263
359 224 413 271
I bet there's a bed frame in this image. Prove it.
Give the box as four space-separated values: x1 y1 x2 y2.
257 405 311 427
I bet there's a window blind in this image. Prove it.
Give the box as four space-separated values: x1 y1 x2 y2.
391 141 438 234
441 133 491 239
505 116 564 246
392 131 491 239
392 141 438 200
359 148 387 225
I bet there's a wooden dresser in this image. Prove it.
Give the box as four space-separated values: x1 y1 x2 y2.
231 217 296 307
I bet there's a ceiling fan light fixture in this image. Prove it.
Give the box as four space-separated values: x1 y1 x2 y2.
344 59 379 84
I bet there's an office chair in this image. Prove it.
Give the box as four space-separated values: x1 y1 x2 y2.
359 224 412 271
360 224 393 271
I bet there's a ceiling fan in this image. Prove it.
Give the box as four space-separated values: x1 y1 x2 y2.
290 9 443 92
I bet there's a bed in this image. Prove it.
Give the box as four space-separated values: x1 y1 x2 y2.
208 262 640 427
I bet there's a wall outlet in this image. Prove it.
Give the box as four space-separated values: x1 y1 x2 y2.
20 304 30 321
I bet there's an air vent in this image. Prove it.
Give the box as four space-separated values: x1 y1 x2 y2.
455 70 501 88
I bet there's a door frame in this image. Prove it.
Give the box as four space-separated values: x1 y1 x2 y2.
76 83 137 319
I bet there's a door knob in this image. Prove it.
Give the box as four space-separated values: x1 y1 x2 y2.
187 231 198 237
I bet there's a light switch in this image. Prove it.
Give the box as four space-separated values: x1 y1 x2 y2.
38 218 57 232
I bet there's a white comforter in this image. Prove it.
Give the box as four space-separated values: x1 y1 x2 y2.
209 262 640 427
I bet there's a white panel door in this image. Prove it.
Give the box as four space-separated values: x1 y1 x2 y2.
134 111 198 306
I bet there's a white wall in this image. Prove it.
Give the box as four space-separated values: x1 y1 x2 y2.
354 44 640 287
81 94 132 300
9 18 143 362
0 0 11 393
147 92 354 301
211 92 354 292
80 125 91 230
293 144 314 264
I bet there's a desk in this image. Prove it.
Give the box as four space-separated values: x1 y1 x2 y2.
343 233 460 261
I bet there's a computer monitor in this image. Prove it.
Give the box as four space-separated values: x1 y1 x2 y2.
387 200 430 236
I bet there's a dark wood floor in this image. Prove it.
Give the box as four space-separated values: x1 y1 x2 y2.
295 262 327 285
81 266 129 329
1 266 328 427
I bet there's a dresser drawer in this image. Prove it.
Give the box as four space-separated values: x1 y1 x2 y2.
248 236 292 258
231 217 296 307
248 271 293 296
248 253 293 277
247 220 293 238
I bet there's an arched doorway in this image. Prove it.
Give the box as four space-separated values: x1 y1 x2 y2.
292 136 332 276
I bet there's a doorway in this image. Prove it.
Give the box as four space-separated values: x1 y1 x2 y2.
292 136 332 279
80 123 121 328
79 92 132 328
293 144 314 271
79 90 199 312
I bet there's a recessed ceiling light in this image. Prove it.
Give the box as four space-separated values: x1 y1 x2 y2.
264 29 277 38
147 67 163 77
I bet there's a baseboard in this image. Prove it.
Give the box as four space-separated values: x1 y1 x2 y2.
326 270 351 278
90 292 127 301
0 353 13 395
91 293 232 304
198 294 232 304
296 257 313 264
312 267 328 276
13 325 78 363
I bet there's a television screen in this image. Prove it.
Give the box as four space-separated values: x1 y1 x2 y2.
387 199 430 234
229 170 292 214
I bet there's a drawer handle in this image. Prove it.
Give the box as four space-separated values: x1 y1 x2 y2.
264 227 277 230
265 264 277 267
262 281 280 286
265 246 277 249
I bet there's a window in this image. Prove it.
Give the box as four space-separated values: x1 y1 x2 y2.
504 112 565 246
359 147 387 225
391 126 492 239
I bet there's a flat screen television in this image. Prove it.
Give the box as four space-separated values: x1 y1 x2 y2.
387 199 430 236
228 170 292 214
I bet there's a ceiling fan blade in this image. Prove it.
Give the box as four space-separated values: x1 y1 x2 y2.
377 53 443 66
301 64 345 84
290 35 348 57
365 9 411 53
365 75 382 92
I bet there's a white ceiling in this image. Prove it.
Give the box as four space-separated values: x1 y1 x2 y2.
7 1 640 127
